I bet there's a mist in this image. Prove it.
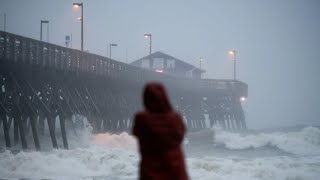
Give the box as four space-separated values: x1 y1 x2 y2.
1 0 320 129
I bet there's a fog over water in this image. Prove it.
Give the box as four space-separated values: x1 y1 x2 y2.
1 0 319 128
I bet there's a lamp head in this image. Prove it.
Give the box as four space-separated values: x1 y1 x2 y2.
144 34 151 38
73 2 82 8
228 50 236 56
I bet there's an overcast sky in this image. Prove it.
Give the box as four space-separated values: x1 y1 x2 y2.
1 0 319 129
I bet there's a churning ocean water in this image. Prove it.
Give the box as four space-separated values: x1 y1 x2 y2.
0 123 320 180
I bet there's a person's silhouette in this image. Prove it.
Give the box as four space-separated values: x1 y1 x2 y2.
133 82 188 180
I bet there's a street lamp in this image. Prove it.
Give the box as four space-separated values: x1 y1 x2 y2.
1 12 6 32
109 43 118 59
199 57 204 70
229 50 236 80
40 20 49 41
199 57 203 79
144 33 152 57
73 2 83 51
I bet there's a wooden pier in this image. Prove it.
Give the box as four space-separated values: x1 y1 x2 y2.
0 31 247 150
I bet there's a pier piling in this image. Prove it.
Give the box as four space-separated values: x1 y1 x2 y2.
47 115 58 149
29 114 40 151
1 114 11 148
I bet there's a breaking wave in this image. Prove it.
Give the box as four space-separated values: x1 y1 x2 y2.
0 132 138 180
1 125 320 179
214 126 320 155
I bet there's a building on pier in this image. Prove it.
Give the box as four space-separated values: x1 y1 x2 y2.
130 51 205 79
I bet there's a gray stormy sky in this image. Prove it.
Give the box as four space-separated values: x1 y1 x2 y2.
1 0 319 129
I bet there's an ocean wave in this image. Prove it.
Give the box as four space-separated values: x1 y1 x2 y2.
188 155 320 180
92 132 138 150
0 145 138 179
214 126 320 155
1 128 320 179
1 148 319 180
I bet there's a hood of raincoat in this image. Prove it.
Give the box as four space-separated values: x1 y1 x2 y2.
143 82 173 113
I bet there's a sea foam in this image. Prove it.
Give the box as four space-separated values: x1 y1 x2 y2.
1 126 320 179
214 126 320 155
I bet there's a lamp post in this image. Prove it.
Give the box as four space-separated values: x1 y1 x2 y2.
73 2 83 51
109 43 118 59
3 12 6 32
144 33 152 56
199 57 203 79
40 20 49 41
199 57 204 71
228 50 236 80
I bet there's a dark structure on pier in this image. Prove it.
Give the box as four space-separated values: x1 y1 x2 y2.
0 31 247 151
130 51 204 79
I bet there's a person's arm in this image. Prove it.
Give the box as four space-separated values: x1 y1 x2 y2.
174 112 186 143
132 112 142 137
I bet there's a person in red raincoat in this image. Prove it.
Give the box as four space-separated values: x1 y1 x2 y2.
133 82 189 180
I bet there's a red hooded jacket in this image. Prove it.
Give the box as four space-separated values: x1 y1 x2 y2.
133 82 189 180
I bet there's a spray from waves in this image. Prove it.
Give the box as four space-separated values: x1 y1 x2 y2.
93 132 137 150
0 144 138 179
214 126 320 155
1 121 320 180
0 115 139 179
0 121 139 180
0 115 137 151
